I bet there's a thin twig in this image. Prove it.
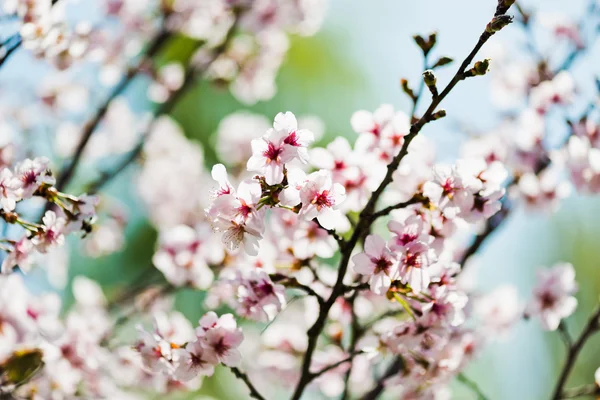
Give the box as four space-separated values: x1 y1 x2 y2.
551 303 600 400
313 218 346 248
558 321 573 348
230 367 267 400
310 351 364 380
371 195 426 220
457 373 490 400
561 384 600 399
360 357 403 400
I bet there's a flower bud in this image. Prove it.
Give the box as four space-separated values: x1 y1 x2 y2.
422 70 438 97
474 58 490 75
486 15 514 34
429 109 447 121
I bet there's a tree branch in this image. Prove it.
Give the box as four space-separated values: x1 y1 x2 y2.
561 384 600 399
551 303 600 400
230 367 267 400
457 373 490 400
289 10 513 400
54 28 171 192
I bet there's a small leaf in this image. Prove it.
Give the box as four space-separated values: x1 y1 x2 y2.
432 56 454 68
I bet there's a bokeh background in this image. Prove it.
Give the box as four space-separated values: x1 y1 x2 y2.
15 0 600 398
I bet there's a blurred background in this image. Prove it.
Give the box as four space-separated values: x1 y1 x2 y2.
15 0 600 398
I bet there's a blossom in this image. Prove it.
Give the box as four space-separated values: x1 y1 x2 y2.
197 312 244 367
352 234 398 295
0 168 22 211
32 211 66 253
397 241 435 293
207 177 266 255
423 164 482 219
526 263 578 331
298 170 346 230
247 111 314 185
1 237 35 274
15 157 55 198
153 225 214 289
172 341 217 381
231 270 286 322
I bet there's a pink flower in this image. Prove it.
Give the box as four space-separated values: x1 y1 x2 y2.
423 164 482 219
15 157 55 198
32 210 66 253
352 234 398 295
211 164 234 197
387 215 429 251
298 170 346 230
172 341 218 381
153 225 214 289
1 237 35 274
135 327 174 374
197 312 244 367
247 111 314 185
232 270 286 322
397 241 434 293
526 263 578 331
0 168 22 211
350 104 395 138
207 178 266 255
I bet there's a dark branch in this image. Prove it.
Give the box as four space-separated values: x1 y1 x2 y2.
551 303 600 400
230 367 267 400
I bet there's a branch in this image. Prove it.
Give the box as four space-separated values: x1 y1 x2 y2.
551 303 600 400
230 367 267 400
85 15 242 193
457 373 490 400
313 218 346 248
360 357 403 400
371 195 427 220
270 275 325 307
289 10 513 400
310 351 364 380
558 321 573 348
561 384 600 399
54 28 171 192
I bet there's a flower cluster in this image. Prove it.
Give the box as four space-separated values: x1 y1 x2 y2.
135 311 244 382
0 157 97 275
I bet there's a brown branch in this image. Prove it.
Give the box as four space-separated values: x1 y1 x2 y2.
561 384 600 399
54 28 171 192
360 357 403 400
551 303 600 400
290 11 513 400
371 195 427 220
230 367 267 400
85 15 241 193
310 351 364 380
313 218 345 248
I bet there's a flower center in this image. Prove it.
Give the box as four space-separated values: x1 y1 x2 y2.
312 190 333 210
283 131 300 147
373 257 392 274
263 142 283 163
